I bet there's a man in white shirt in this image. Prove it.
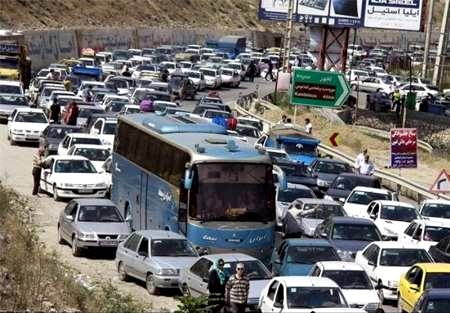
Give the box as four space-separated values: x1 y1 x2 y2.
354 148 367 173
305 118 312 134
359 155 375 175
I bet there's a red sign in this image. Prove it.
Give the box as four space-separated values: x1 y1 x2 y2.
390 128 417 168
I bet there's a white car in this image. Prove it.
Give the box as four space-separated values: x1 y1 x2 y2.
7 108 49 145
275 184 316 227
120 104 140 115
0 80 24 95
160 61 177 74
58 133 102 155
179 61 193 73
89 116 117 148
343 187 395 218
259 276 366 313
355 241 433 301
351 77 392 93
398 219 450 250
220 68 241 88
45 90 75 111
398 83 439 99
366 200 419 240
227 62 246 79
76 81 106 97
187 70 206 91
346 69 369 82
199 68 222 89
418 199 450 223
347 44 367 58
368 66 388 78
38 85 65 108
40 155 108 200
309 261 382 313
67 144 111 172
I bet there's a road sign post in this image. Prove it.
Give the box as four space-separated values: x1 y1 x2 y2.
390 128 418 169
430 170 450 193
289 68 351 108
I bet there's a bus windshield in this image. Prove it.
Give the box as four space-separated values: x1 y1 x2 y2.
189 163 274 222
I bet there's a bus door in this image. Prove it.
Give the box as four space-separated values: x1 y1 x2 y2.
140 172 148 230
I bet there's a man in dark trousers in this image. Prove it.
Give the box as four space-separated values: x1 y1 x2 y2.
32 148 45 196
247 61 257 82
225 263 250 313
208 258 227 312
49 98 60 123
265 61 274 81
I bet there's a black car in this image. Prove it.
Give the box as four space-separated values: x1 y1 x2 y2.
366 90 392 112
411 289 450 313
429 235 450 263
308 158 353 191
325 173 381 202
273 158 321 197
192 104 222 115
39 124 83 156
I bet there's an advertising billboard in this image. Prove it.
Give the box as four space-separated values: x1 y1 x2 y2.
363 0 424 31
258 0 292 21
297 0 364 27
390 128 418 169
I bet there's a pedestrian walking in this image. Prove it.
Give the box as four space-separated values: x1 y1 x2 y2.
392 88 401 111
225 263 250 313
354 148 368 173
64 102 79 126
32 148 45 196
265 61 274 81
359 155 375 175
305 118 312 134
49 98 60 124
247 61 257 82
207 258 227 312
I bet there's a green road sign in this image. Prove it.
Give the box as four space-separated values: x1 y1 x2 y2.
290 68 351 108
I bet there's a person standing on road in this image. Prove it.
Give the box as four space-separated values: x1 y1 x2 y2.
65 102 79 126
305 118 312 134
82 85 94 102
32 148 45 196
392 88 401 111
122 65 131 77
265 61 274 81
208 258 227 312
49 98 60 124
278 114 287 124
225 263 250 313
359 155 375 175
45 69 58 80
354 148 367 173
247 61 257 82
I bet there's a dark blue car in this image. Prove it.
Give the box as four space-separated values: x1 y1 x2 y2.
314 216 382 261
412 288 450 313
271 239 340 276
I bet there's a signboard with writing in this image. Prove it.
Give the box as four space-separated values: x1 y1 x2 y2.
290 68 350 108
390 128 418 168
0 43 20 54
363 0 424 31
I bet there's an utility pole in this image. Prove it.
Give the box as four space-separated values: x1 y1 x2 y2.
282 0 295 72
422 0 434 78
433 0 449 86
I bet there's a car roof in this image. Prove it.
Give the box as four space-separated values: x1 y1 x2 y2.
424 288 450 299
135 230 187 240
412 219 450 227
275 276 339 288
317 261 364 271
296 198 341 205
422 199 450 205
332 216 375 225
72 198 116 206
66 133 101 139
15 108 45 113
49 155 89 161
0 80 21 86
284 239 333 247
70 144 110 150
375 200 415 208
314 158 349 165
415 263 450 272
368 241 428 249
337 173 379 181
352 186 389 194
203 253 258 262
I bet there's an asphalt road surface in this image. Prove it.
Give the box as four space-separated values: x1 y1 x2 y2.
0 77 397 313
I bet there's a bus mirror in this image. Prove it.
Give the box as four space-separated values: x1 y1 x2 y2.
184 168 193 190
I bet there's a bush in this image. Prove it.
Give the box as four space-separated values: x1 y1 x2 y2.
175 295 211 313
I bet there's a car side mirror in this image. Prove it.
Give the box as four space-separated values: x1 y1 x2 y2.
44 168 51 174
91 128 100 135
375 280 382 289
338 198 346 203
65 215 74 222
7 117 12 122
273 258 281 265
320 232 327 238
368 260 376 267
273 302 283 308
370 213 377 220
138 251 148 258
410 284 419 292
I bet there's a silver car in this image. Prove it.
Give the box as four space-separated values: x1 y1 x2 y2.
57 198 131 256
0 94 29 120
283 198 346 238
181 253 272 312
115 230 198 295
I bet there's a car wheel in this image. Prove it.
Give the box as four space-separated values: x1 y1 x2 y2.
71 236 81 257
146 273 157 295
180 283 189 296
377 282 384 303
53 185 61 201
397 296 406 313
118 262 129 281
57 225 65 244
9 134 15 146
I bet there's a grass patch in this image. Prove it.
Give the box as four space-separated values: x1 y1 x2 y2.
0 185 145 313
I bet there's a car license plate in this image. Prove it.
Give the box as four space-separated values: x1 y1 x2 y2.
78 189 93 194
100 240 117 246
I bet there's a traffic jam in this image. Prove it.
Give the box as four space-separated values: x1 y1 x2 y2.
1 35 450 313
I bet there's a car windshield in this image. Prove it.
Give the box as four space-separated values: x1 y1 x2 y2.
278 188 313 203
189 163 275 222
74 148 110 162
201 69 216 77
315 161 352 174
150 239 197 257
15 112 47 123
71 137 101 146
204 111 230 119
347 191 390 205
332 176 380 190
282 142 318 156
421 203 450 219
54 159 97 173
0 85 21 94
222 260 271 280
108 102 127 112
78 205 123 222
287 287 346 309
379 248 432 266
103 122 117 135
425 273 450 289
424 226 450 242
322 270 372 290
380 205 418 222
235 127 260 138
424 299 450 313
301 204 345 219
189 72 201 78
48 127 79 139
78 109 104 118
286 246 340 264
222 70 234 76
332 224 381 241
0 95 27 106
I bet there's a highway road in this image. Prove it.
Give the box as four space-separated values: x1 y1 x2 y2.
0 77 397 313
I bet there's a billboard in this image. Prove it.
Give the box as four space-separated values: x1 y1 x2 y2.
258 0 291 21
390 128 418 169
297 0 364 27
363 0 424 31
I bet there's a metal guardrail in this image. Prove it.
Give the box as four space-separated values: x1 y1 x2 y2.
235 95 450 203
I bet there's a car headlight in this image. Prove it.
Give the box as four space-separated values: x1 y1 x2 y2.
337 249 354 261
317 179 329 187
95 183 107 188
12 129 24 134
365 302 381 311
157 268 179 276
62 183 76 188
78 232 96 240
